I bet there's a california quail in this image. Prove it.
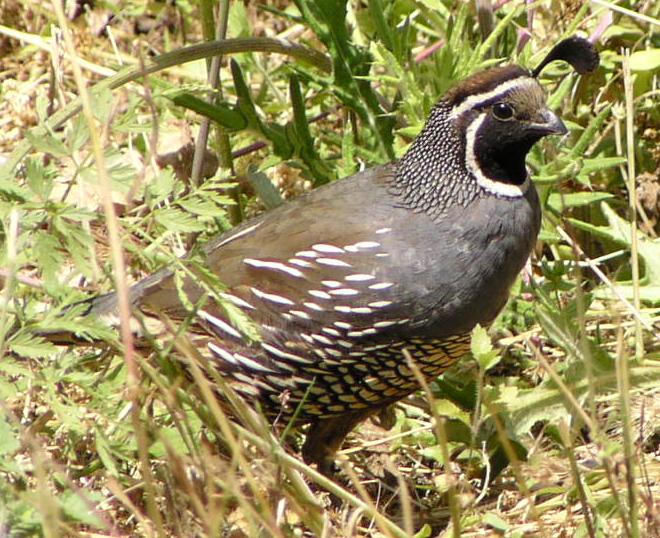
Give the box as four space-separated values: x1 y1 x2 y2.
72 37 599 472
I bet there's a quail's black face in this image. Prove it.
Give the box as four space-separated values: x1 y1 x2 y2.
468 83 567 186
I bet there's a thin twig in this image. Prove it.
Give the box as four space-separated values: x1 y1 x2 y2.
191 0 230 187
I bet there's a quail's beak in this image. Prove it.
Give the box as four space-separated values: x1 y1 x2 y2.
530 109 568 136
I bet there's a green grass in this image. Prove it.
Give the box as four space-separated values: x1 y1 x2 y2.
0 1 659 536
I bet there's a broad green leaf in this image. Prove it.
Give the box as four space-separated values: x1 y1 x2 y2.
246 166 284 209
228 0 251 38
471 324 493 356
169 92 247 130
435 399 471 425
0 377 17 400
600 203 660 284
629 49 660 72
548 192 614 212
149 427 190 458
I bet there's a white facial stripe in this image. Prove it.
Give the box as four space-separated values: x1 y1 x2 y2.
450 77 536 120
464 113 529 197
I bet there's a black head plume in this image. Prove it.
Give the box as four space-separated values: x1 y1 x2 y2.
532 36 600 78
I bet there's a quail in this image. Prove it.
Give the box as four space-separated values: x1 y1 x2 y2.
68 37 599 472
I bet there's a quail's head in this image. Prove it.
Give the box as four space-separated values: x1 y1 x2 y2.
397 37 599 208
447 65 568 189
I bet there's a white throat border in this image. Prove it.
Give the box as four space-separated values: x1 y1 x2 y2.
464 113 530 198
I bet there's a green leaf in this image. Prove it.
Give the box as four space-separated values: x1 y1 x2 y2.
153 207 205 233
578 156 626 176
482 512 509 532
60 490 105 527
246 166 284 209
600 203 660 284
228 0 251 38
36 315 118 344
433 377 478 411
33 230 64 286
629 49 660 72
413 523 433 538
8 331 57 359
569 106 611 159
149 427 190 458
421 445 445 464
146 168 178 205
25 159 54 200
435 399 471 425
0 168 29 200
0 413 20 456
53 217 95 279
288 75 334 184
79 149 137 193
25 130 68 158
471 324 492 356
547 191 614 212
176 197 225 217
68 115 90 153
231 59 293 158
471 324 501 371
90 86 114 124
169 92 247 130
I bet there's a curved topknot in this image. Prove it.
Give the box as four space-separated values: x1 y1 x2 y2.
532 36 600 78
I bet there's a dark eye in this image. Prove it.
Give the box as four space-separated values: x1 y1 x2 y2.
492 102 514 120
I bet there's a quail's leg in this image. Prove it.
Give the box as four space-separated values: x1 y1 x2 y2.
302 409 376 475
372 404 397 430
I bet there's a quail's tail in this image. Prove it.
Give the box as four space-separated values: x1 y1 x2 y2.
32 292 120 346
37 266 172 345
